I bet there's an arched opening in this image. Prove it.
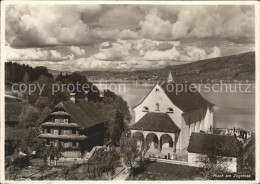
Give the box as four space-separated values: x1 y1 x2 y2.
160 134 174 148
146 133 159 149
142 106 149 112
167 107 173 113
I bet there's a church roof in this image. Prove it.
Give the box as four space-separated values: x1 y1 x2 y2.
39 99 108 129
130 112 180 133
187 132 242 157
160 82 214 112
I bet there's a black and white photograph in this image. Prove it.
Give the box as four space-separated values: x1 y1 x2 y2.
1 1 259 182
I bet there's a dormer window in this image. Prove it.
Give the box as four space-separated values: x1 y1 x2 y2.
142 106 149 112
167 107 174 113
155 103 160 111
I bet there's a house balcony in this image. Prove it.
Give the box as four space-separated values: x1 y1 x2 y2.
41 122 79 128
38 133 87 141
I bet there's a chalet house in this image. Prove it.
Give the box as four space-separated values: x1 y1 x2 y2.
38 93 107 158
130 72 214 156
187 132 242 172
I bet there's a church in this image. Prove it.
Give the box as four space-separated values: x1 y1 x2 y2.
130 72 214 157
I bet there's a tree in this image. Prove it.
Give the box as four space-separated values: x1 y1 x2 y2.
89 148 120 179
19 127 46 155
134 134 151 169
196 138 243 179
23 72 30 85
96 90 131 144
19 105 40 128
109 109 125 145
5 139 20 156
5 155 30 180
120 131 152 178
34 96 51 110
120 132 139 178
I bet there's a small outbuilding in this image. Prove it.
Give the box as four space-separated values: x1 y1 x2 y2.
187 132 243 173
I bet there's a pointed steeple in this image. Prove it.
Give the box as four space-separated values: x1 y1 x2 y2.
167 71 178 83
167 71 174 83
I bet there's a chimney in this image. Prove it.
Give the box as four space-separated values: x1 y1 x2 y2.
84 90 89 101
70 93 76 103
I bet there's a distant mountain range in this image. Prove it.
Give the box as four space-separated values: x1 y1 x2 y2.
74 52 255 83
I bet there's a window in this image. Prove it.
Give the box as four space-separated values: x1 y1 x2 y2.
55 119 61 123
47 128 51 133
72 142 77 147
155 103 160 111
54 129 59 135
167 107 173 113
54 141 59 147
155 88 159 92
55 118 67 123
72 129 76 134
64 142 68 148
64 130 70 135
142 106 149 112
46 140 50 145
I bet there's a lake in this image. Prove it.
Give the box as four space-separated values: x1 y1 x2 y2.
94 82 255 132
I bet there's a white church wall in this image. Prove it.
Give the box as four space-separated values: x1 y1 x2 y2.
180 114 190 150
133 84 183 128
204 106 214 131
133 82 214 151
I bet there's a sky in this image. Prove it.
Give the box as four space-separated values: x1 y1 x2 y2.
5 4 255 71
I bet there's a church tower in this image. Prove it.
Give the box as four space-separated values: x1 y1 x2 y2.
167 71 177 83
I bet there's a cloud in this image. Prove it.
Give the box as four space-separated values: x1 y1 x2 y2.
139 9 172 40
6 4 254 49
5 4 117 48
69 46 86 57
207 47 222 58
180 46 222 62
5 5 253 71
93 40 132 61
119 29 140 40
143 47 180 61
6 46 73 61
133 39 180 56
143 44 222 62
139 6 254 42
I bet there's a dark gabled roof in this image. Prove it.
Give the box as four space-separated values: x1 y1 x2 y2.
187 132 242 157
130 112 180 133
160 82 214 112
39 99 108 129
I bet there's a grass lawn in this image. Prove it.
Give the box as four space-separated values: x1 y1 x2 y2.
128 162 203 180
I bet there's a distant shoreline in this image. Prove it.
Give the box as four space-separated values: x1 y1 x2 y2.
91 80 256 85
